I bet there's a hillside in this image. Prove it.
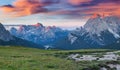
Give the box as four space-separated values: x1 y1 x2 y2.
0 46 118 70
55 16 120 50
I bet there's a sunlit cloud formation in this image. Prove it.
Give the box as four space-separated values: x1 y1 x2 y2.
0 0 58 16
68 0 92 5
0 0 120 17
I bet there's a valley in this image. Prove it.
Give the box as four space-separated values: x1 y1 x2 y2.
0 46 119 70
0 0 120 70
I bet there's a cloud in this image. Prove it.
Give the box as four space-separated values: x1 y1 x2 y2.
0 5 15 12
0 0 120 18
43 1 120 19
0 0 59 16
68 0 92 5
82 2 120 17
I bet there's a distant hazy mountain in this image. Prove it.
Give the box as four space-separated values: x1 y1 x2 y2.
10 23 69 45
55 15 120 50
0 23 43 48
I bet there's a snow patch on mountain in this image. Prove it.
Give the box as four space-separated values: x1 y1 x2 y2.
64 15 120 49
108 28 120 38
84 15 120 38
68 34 78 44
9 23 69 45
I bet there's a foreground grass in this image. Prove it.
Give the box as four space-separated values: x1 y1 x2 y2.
0 46 114 70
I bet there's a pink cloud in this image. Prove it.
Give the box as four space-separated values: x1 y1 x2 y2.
68 0 92 5
0 0 53 16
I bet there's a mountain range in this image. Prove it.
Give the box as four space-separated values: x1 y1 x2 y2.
0 23 43 49
10 23 69 47
1 14 120 50
55 15 120 50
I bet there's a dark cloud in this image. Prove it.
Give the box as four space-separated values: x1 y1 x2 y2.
1 5 14 8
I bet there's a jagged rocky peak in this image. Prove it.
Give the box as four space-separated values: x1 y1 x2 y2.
91 13 112 19
84 14 120 38
46 26 56 30
54 13 120 49
84 14 107 35
1 23 11 30
9 22 68 45
18 25 25 31
104 16 120 31
0 23 14 41
33 23 44 27
0 23 6 31
91 13 101 18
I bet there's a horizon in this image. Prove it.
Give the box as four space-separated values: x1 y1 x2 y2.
3 23 80 30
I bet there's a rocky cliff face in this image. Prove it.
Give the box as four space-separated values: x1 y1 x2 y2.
0 23 43 49
0 23 14 41
10 23 69 45
55 15 120 50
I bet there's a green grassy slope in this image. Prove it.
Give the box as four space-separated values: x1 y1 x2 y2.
0 46 113 70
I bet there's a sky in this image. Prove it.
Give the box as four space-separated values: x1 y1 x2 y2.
0 0 120 29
